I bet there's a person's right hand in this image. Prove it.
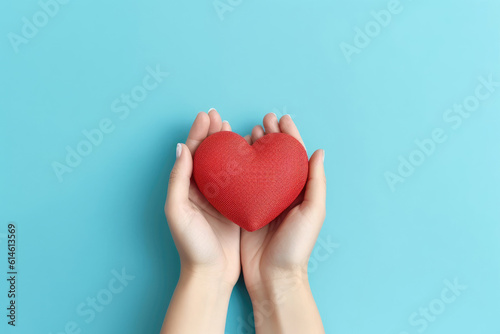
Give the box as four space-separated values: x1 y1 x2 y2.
165 109 241 286
161 109 241 334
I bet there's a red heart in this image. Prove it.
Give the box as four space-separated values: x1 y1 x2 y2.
193 131 308 231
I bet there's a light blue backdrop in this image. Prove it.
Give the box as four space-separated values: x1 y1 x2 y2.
1 0 499 333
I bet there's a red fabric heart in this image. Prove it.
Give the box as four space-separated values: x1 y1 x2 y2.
193 131 308 231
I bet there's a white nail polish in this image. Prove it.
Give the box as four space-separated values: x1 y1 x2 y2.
208 108 216 113
222 120 229 124
322 150 325 163
176 143 182 159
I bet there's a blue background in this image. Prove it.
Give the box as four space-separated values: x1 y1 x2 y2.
1 0 500 333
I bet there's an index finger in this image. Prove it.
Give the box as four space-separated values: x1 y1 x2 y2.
278 115 305 149
185 112 210 154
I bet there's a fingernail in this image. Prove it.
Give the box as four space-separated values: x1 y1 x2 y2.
284 114 292 119
322 149 325 163
208 108 216 114
271 112 277 119
176 143 182 159
222 120 229 124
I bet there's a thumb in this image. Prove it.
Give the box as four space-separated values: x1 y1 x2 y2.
300 149 326 223
165 143 193 222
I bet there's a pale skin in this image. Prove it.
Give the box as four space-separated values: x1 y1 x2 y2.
160 109 326 334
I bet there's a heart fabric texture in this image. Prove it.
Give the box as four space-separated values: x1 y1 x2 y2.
193 131 308 232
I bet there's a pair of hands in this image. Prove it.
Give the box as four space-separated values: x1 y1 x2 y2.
162 109 326 333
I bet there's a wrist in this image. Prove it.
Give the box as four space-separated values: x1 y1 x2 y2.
245 269 324 334
179 265 236 295
162 265 235 334
246 266 310 305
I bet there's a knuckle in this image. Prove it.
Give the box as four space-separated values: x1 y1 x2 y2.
168 168 181 184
